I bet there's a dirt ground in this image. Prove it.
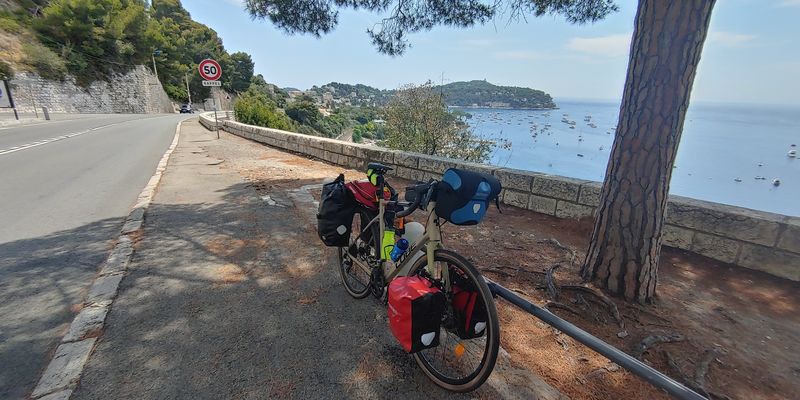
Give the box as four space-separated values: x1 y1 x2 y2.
223 131 799 400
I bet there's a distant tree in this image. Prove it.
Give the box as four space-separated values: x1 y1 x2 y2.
234 88 294 130
285 99 321 125
245 0 718 303
225 51 255 93
385 82 503 162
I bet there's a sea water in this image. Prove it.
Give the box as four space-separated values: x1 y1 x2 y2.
461 100 799 216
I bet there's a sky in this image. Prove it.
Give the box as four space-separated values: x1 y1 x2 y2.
181 0 800 105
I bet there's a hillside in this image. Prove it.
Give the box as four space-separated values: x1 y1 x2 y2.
304 80 556 109
0 0 255 103
440 80 556 109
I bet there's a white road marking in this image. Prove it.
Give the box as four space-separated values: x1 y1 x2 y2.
0 115 176 156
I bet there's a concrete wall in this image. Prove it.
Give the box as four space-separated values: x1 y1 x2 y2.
9 65 173 114
201 114 800 281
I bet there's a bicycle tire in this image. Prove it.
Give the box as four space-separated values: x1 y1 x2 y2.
338 210 379 299
410 249 500 392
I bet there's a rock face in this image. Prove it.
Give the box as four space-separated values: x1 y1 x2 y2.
9 65 173 114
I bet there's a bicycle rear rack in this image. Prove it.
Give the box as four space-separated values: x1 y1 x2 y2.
485 279 707 400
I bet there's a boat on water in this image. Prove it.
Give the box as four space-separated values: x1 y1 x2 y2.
588 123 597 128
789 149 797 158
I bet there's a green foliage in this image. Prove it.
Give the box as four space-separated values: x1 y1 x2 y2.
286 99 321 125
313 113 346 138
226 52 255 93
234 89 294 131
246 0 617 55
0 13 24 34
384 82 507 163
440 80 556 109
306 81 556 109
352 130 363 143
352 120 385 140
0 60 13 80
34 0 151 81
13 0 257 99
22 42 67 80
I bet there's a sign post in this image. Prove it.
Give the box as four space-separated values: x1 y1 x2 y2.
0 80 18 120
198 59 223 138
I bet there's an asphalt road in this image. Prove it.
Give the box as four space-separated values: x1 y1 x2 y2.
0 113 189 399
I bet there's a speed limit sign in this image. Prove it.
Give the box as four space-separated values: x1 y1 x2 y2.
198 59 222 81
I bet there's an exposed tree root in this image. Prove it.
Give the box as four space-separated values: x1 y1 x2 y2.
544 301 581 316
509 287 530 297
694 348 720 392
538 237 578 264
634 333 685 359
545 264 561 301
560 284 625 330
662 350 725 399
483 267 514 277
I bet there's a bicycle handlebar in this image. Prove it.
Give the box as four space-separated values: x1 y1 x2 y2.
393 180 435 218
395 195 420 218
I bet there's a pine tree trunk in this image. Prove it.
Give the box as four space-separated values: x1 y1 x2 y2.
581 0 716 303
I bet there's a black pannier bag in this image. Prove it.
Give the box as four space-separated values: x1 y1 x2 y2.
434 168 501 225
317 174 356 247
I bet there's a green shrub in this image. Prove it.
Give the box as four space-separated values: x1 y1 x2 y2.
0 60 13 80
234 94 294 131
0 15 23 34
22 42 67 80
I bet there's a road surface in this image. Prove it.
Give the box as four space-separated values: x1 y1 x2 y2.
0 113 188 399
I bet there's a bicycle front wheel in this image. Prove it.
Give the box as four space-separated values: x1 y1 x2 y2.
338 210 378 299
410 249 500 392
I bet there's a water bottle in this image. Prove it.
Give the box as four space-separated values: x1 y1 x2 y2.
390 238 409 262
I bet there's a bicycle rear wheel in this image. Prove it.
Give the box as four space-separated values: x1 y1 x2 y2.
338 210 379 299
410 249 499 392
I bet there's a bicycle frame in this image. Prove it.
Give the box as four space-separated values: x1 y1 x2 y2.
344 197 451 292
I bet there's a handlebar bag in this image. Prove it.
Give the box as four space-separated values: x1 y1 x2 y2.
435 168 501 225
317 174 356 247
388 276 445 353
451 275 488 339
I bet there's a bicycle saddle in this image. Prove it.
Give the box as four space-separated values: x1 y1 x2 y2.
367 162 393 174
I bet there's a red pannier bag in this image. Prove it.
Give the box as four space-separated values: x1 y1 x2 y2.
388 276 445 353
452 282 488 339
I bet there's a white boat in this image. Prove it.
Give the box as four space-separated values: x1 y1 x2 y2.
789 149 797 158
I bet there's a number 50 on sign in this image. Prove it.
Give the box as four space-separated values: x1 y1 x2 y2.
198 59 222 81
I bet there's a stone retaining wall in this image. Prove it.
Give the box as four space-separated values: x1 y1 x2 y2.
9 65 174 114
201 114 799 281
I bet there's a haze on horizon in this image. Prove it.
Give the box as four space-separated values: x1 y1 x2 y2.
182 0 800 106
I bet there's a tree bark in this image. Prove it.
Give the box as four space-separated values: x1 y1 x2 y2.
581 0 716 303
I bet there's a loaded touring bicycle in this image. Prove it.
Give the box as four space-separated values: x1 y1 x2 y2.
317 162 503 392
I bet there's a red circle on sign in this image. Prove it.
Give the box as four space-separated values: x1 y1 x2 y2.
198 59 222 81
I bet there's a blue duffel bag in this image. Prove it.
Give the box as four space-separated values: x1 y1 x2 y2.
434 168 501 225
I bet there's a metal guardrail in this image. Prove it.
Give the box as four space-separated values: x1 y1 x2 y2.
485 279 707 400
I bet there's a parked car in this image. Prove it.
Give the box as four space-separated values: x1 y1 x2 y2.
179 104 194 113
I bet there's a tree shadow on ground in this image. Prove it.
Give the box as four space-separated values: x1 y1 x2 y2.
0 216 124 399
71 181 524 400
